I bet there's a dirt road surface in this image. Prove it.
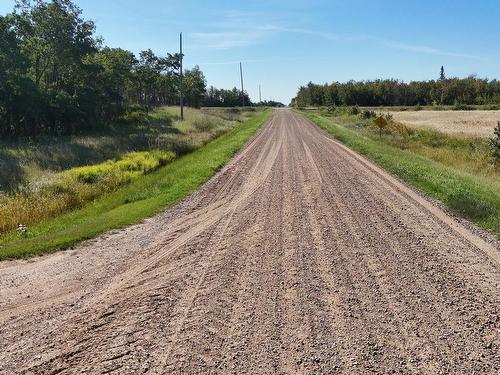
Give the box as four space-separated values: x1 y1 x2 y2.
1 109 499 374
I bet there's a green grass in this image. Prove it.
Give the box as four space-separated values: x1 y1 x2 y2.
0 150 176 233
300 110 500 237
0 109 271 259
0 106 253 191
0 107 257 234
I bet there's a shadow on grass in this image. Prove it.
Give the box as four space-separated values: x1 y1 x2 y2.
0 115 180 192
0 150 25 191
446 190 495 220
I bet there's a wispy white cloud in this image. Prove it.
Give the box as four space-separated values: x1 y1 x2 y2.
209 10 272 29
191 30 269 50
190 11 487 62
378 40 486 61
190 10 278 49
187 57 305 67
269 27 486 61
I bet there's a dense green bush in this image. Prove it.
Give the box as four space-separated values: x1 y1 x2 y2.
491 121 500 161
453 102 474 111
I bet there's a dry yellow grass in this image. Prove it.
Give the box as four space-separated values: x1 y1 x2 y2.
0 107 256 235
389 110 500 138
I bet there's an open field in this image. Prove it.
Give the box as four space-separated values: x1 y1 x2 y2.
1 110 498 374
388 110 500 138
0 108 270 258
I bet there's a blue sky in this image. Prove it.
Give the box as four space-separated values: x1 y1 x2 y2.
2 0 499 104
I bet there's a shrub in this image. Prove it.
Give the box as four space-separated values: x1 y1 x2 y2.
120 104 150 123
453 102 474 111
327 105 337 114
490 121 500 161
361 110 376 119
193 116 217 132
349 105 361 115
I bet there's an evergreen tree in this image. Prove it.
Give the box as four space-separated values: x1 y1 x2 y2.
440 66 446 80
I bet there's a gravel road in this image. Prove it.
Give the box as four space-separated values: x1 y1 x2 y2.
1 109 499 374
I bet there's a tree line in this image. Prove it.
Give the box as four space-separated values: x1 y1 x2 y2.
0 0 255 138
291 72 500 108
204 86 251 107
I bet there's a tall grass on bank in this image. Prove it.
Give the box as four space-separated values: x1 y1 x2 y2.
0 151 175 233
300 110 500 237
0 109 271 259
0 107 255 235
0 106 251 191
314 108 500 182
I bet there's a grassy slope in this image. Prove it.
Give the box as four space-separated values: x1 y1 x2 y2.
301 111 500 237
0 107 253 234
0 106 250 191
0 109 271 259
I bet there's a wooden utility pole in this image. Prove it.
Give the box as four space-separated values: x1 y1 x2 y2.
179 32 184 120
259 84 262 103
239 62 245 107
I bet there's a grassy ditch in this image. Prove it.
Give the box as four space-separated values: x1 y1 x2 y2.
0 107 256 234
0 109 271 259
300 110 500 237
0 107 255 191
0 151 176 233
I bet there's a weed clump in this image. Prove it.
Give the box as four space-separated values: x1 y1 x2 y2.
361 110 376 119
490 121 500 162
193 116 217 132
327 105 337 114
349 105 361 115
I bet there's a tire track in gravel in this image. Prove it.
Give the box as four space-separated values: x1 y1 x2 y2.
0 109 499 374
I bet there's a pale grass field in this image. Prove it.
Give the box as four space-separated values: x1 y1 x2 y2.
389 110 500 138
